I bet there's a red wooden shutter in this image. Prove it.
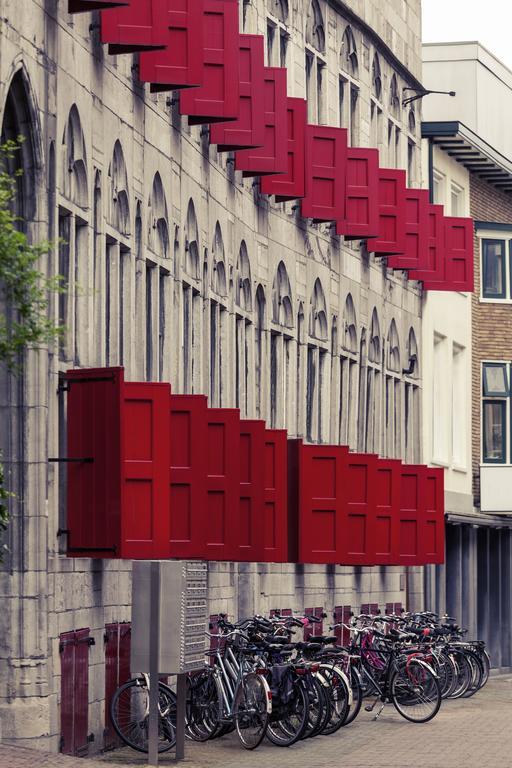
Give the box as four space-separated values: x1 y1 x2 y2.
369 168 407 255
169 394 208 559
238 420 265 561
301 125 347 222
423 217 474 292
235 67 288 176
408 204 444 281
205 408 240 560
139 0 204 92
60 631 75 755
282 608 292 617
387 188 429 270
370 603 379 615
337 147 379 240
303 608 314 641
263 428 288 563
385 602 393 615
100 0 168 54
260 98 307 201
210 35 265 152
66 367 123 558
422 467 445 564
314 607 324 636
119 623 131 684
104 624 120 750
340 453 377 565
60 629 91 756
122 382 171 559
69 0 128 12
360 603 370 615
374 458 401 565
296 443 348 563
398 465 423 565
180 0 239 125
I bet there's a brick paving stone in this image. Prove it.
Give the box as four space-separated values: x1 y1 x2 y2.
1 676 511 768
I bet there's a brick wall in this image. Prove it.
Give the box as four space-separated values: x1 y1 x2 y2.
470 175 512 503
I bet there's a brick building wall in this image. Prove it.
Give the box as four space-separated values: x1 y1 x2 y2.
470 175 512 504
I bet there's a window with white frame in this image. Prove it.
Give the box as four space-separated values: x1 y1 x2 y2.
450 181 464 216
432 333 450 464
480 233 512 300
452 343 467 468
482 362 510 464
306 278 328 442
305 0 326 124
235 241 253 418
432 169 445 205
270 261 294 428
339 294 358 448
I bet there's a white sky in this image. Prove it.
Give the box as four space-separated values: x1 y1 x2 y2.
422 0 512 70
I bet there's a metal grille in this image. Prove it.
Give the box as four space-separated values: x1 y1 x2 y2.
180 561 208 672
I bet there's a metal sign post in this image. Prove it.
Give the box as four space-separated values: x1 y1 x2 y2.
148 562 160 766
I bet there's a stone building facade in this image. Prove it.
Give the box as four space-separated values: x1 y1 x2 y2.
0 0 426 752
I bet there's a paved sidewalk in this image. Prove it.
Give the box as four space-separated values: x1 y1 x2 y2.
1 675 511 768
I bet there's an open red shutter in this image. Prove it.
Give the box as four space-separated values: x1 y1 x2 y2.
180 0 239 124
304 608 314 641
122 382 171 559
337 147 379 239
235 67 288 176
301 125 347 222
314 607 324 636
423 217 474 292
360 603 370 615
387 188 429 270
374 458 401 565
69 0 128 12
139 0 204 91
398 465 423 565
422 467 445 564
205 408 240 560
60 631 75 755
210 35 265 152
260 98 307 201
169 394 207 559
263 428 288 563
238 420 265 561
74 629 91 756
66 367 123 558
369 168 406 255
104 624 119 750
408 204 444 281
100 0 168 54
341 453 377 565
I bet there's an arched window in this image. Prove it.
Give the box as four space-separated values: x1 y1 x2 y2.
61 105 88 209
390 74 400 117
305 1 326 124
147 173 169 259
267 0 288 23
92 170 102 355
235 242 253 416
407 109 417 184
270 261 294 428
255 284 267 419
339 25 359 145
306 0 325 51
339 294 358 447
388 74 401 167
365 309 382 453
307 278 329 442
385 318 402 458
107 140 130 236
296 302 305 436
182 199 201 393
404 327 420 462
340 25 358 76
372 53 382 100
370 53 383 149
209 222 228 406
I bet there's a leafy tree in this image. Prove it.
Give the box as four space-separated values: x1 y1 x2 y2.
0 138 64 560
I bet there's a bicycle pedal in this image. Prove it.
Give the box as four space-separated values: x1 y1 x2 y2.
364 704 375 712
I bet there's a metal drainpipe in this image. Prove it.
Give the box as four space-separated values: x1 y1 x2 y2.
428 137 434 203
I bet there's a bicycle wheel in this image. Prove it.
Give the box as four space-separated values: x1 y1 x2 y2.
447 650 472 699
266 681 308 746
342 665 364 727
437 652 458 699
478 648 491 688
110 678 176 753
461 650 484 698
302 676 328 738
185 669 222 742
318 665 351 735
234 673 270 750
390 661 441 723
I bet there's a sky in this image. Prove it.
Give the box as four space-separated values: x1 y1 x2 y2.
422 0 512 70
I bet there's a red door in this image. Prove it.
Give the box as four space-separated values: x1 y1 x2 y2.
60 629 92 756
139 0 204 92
337 147 379 239
260 98 307 201
169 394 208 559
238 420 265 561
205 408 240 560
301 125 347 222
210 35 265 152
180 0 240 124
100 0 168 54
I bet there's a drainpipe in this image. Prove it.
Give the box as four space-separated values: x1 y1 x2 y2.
428 137 434 203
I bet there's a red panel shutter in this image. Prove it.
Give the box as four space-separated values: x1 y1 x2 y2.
297 443 348 563
370 603 379 615
301 125 347 222
119 623 131 684
104 624 119 750
69 0 128 12
340 453 377 565
337 147 379 239
100 0 168 54
374 459 401 565
408 204 444 281
314 607 324 636
210 35 265 152
422 467 445 564
122 382 171 559
369 168 407 255
235 67 288 176
303 608 314 641
139 0 204 92
238 420 265 561
74 629 91 755
169 394 208 559
205 408 240 560
263 428 288 563
260 98 307 201
385 602 393 615
180 0 240 125
387 188 429 270
60 629 91 756
60 631 75 755
66 367 123 558
360 603 370 615
398 465 423 565
423 217 474 292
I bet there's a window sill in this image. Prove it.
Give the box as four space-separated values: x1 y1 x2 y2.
452 464 468 474
431 458 450 469
479 297 512 304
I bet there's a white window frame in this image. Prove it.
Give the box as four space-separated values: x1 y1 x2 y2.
481 360 511 466
479 231 512 304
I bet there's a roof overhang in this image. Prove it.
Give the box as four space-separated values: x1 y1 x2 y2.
422 121 512 193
